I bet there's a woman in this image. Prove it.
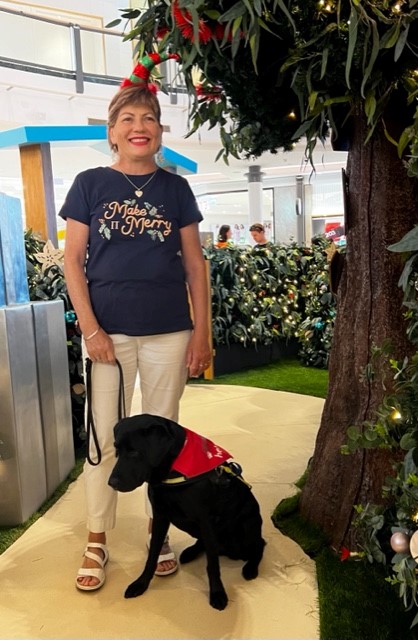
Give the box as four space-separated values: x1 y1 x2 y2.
60 54 211 591
215 224 233 248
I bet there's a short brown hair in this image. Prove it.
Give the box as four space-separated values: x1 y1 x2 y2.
107 86 162 152
249 223 264 232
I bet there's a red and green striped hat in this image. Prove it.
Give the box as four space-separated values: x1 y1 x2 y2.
121 52 180 93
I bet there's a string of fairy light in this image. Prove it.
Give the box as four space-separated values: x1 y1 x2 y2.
317 0 407 13
205 238 335 358
234 247 300 343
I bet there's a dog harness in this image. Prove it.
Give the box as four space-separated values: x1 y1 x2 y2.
161 429 251 488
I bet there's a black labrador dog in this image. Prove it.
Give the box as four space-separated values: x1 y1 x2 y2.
108 413 266 610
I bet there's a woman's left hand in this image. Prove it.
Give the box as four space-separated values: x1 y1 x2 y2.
186 333 212 378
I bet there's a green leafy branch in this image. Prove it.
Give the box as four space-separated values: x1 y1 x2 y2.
341 223 418 619
110 1 418 173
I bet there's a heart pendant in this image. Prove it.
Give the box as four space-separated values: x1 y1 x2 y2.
135 189 143 198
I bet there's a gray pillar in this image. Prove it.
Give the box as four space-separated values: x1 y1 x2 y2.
295 175 305 245
0 305 47 525
32 300 75 497
246 165 264 225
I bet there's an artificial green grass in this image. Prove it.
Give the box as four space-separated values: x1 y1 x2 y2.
193 357 329 398
272 493 328 557
316 548 415 640
273 494 417 640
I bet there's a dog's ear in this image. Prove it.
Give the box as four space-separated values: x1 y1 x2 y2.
144 427 179 468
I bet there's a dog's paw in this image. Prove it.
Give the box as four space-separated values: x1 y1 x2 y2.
209 589 228 610
242 562 259 580
179 542 203 564
124 578 149 599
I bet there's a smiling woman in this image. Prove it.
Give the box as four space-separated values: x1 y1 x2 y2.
108 98 162 168
58 52 211 592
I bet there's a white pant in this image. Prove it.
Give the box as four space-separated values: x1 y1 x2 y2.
83 330 191 533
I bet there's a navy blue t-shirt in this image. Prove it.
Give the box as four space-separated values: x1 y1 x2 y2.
59 166 203 336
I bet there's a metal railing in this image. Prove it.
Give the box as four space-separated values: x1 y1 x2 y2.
0 5 184 96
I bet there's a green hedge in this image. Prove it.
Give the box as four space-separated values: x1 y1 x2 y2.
203 236 337 368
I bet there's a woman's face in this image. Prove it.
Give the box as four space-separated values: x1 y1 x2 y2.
109 103 162 163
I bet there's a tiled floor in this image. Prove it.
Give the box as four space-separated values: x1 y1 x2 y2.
0 384 323 639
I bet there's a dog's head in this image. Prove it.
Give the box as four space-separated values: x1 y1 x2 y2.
108 413 184 492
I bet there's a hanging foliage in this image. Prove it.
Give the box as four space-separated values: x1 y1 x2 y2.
110 1 418 172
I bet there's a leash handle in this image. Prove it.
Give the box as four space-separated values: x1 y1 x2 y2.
85 358 125 466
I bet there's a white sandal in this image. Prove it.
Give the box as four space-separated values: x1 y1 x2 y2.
147 534 178 577
76 542 109 591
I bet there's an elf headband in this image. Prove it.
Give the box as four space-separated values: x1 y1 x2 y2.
120 52 180 93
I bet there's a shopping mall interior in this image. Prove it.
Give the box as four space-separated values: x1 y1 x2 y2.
0 0 348 248
0 2 348 638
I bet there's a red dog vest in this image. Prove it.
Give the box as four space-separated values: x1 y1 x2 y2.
171 428 231 478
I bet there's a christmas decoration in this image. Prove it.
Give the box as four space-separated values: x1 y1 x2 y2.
120 52 180 92
339 546 364 561
390 532 410 554
410 531 418 560
296 236 336 368
33 239 64 273
109 1 418 173
203 243 302 348
201 239 336 368
342 226 418 625
65 310 76 323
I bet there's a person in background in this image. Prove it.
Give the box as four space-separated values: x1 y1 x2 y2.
249 223 271 248
60 53 211 592
215 224 233 248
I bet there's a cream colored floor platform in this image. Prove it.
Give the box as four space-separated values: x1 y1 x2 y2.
0 384 324 640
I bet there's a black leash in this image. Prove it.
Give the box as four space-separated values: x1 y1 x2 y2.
85 358 126 466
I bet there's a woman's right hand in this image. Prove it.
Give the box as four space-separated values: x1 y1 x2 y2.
84 328 116 364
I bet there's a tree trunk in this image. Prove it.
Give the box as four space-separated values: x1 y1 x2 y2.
299 103 418 551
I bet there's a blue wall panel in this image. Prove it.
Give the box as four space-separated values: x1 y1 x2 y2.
0 192 29 305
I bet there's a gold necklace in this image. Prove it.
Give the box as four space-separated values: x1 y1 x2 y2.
119 168 158 198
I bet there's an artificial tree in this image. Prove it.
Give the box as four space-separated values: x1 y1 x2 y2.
112 0 418 551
